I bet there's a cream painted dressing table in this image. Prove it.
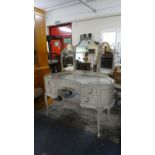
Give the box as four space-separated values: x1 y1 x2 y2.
44 71 114 137
44 38 114 137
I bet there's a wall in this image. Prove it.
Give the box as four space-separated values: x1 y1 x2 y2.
45 0 121 45
72 15 121 45
45 0 120 26
72 15 121 66
45 4 121 65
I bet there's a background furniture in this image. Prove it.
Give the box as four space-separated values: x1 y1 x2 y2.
34 7 50 91
101 52 113 69
76 61 91 71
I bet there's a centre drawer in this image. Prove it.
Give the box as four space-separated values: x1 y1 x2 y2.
61 82 72 88
80 96 97 107
60 82 78 90
81 87 97 96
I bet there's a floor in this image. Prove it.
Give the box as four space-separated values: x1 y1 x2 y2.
34 111 121 155
39 94 121 142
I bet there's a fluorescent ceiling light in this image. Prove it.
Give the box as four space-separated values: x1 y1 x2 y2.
59 27 71 33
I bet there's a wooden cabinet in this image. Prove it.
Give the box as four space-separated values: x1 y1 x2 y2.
34 7 50 91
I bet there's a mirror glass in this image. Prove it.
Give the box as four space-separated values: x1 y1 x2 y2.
61 44 74 71
75 39 99 72
99 42 114 74
99 31 117 74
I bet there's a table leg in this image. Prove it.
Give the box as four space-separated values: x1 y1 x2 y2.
97 109 102 138
107 108 111 121
44 94 48 116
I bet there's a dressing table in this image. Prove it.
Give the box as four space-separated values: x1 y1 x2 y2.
44 38 114 137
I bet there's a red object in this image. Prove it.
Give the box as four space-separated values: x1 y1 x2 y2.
49 23 72 37
49 23 72 51
50 39 62 57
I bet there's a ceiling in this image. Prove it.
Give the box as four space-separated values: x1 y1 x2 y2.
34 0 121 12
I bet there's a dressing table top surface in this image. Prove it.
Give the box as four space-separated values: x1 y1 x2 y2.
45 71 114 86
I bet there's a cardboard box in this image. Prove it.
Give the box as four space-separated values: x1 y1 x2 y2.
113 71 121 84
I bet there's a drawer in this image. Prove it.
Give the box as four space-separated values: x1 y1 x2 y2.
61 82 74 88
45 79 55 96
46 87 52 94
81 87 97 96
61 82 78 90
45 80 54 87
80 96 97 107
45 86 57 98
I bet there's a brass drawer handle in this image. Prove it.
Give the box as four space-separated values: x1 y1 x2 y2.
48 81 53 86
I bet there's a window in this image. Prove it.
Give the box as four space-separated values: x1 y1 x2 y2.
101 31 116 49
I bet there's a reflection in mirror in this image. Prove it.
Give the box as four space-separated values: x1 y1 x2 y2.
100 30 120 74
99 42 114 73
61 44 74 71
101 31 116 50
75 39 99 72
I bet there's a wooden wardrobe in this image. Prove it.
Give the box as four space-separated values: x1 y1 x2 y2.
34 7 50 91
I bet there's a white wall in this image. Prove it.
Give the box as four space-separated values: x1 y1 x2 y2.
72 15 121 45
45 0 121 44
45 0 120 26
45 4 121 65
72 15 121 66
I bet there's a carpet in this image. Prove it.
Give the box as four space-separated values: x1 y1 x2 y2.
34 112 121 155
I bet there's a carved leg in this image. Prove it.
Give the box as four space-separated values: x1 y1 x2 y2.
107 108 111 121
97 109 102 138
62 91 65 105
44 94 48 116
62 93 65 106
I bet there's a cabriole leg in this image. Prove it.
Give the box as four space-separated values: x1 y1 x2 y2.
44 94 48 116
97 109 102 138
107 108 111 121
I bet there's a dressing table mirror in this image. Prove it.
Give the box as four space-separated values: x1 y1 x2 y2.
98 42 114 74
61 44 74 72
75 35 99 72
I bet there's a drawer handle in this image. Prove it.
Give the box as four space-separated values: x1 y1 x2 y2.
89 89 93 94
48 81 53 86
85 98 89 102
